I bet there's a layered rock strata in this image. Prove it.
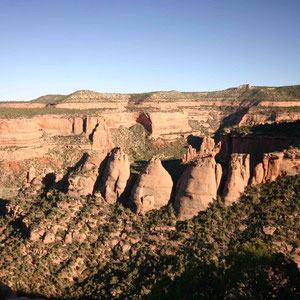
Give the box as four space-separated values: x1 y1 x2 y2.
223 153 250 205
129 157 173 214
174 155 222 220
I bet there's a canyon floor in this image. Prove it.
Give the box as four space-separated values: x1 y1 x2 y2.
0 85 300 299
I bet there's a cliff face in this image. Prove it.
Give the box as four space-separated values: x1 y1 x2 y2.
220 134 298 161
0 85 300 199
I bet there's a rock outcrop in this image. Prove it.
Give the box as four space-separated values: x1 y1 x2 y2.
174 155 222 220
199 136 215 156
280 148 300 176
262 152 284 182
250 152 284 185
91 121 113 150
182 145 197 163
149 112 191 138
129 157 173 214
98 148 130 203
67 175 96 197
20 167 55 196
220 134 297 160
66 152 106 197
223 153 250 205
250 163 264 185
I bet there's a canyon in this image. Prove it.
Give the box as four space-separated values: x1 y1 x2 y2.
0 85 299 216
0 85 300 210
0 85 300 299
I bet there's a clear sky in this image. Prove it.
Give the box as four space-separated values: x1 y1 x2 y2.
0 0 299 101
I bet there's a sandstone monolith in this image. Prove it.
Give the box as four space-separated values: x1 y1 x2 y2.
99 148 130 203
250 162 264 185
199 136 215 156
129 157 173 214
174 155 222 220
223 153 250 205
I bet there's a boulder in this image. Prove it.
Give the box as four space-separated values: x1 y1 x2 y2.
174 155 222 220
223 153 250 205
68 175 96 197
99 148 130 204
43 232 56 244
129 157 173 214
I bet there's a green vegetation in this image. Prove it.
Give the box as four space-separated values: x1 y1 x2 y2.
110 124 187 173
0 175 299 299
275 85 300 99
30 94 67 104
125 106 161 112
0 107 117 119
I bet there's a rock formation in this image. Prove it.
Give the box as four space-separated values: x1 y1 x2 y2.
220 133 297 160
20 167 55 196
67 175 96 197
129 157 173 214
262 152 284 182
280 148 300 176
89 119 114 150
66 152 106 197
98 148 130 203
199 136 215 156
250 163 264 185
149 112 191 138
182 145 197 163
223 153 250 205
250 152 284 185
174 155 222 220
27 166 36 184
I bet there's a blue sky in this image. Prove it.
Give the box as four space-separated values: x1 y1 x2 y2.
0 0 299 101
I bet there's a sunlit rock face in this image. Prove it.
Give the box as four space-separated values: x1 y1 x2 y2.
199 136 216 156
129 157 173 214
223 153 250 205
98 148 130 204
250 152 284 185
182 145 197 163
174 155 222 220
